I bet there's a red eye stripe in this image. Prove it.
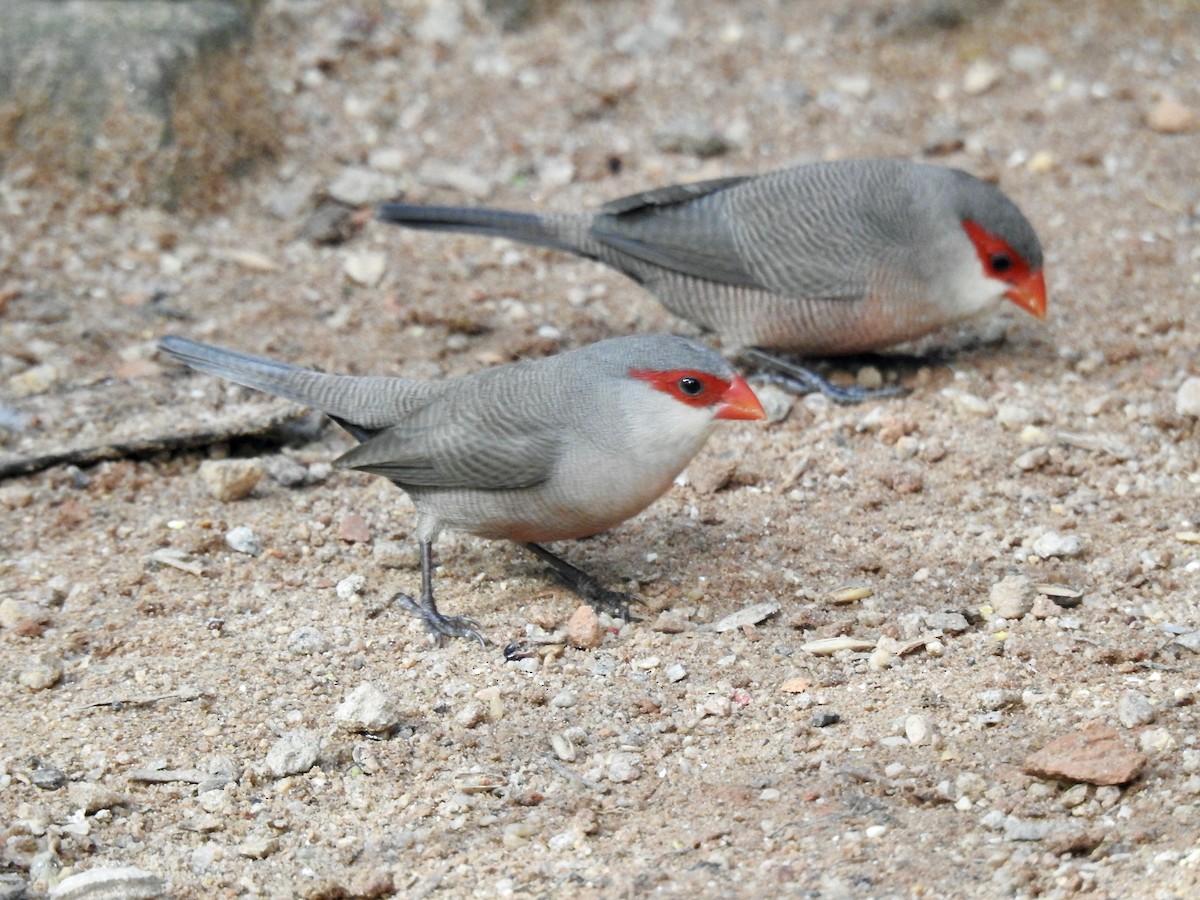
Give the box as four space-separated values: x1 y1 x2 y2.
962 219 1032 285
629 368 731 409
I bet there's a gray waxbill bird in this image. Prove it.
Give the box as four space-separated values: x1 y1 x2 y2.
377 158 1047 398
159 334 766 644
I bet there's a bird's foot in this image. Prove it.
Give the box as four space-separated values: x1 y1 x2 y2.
574 579 642 622
742 348 908 404
392 591 488 647
523 542 642 621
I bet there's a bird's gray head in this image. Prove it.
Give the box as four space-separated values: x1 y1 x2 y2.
941 168 1047 320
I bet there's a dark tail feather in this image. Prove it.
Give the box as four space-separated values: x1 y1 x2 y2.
375 203 581 255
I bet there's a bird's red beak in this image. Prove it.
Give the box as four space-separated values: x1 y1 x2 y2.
1005 269 1048 319
716 374 766 421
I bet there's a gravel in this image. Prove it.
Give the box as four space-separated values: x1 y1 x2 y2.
2 1 1199 896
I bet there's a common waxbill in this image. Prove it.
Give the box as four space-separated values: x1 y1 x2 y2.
159 335 765 644
377 158 1046 385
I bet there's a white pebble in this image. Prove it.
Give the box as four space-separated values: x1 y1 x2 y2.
336 574 367 600
286 626 327 655
49 866 165 900
1032 531 1085 559
327 166 401 206
1176 377 1200 418
265 730 320 778
343 251 387 287
334 683 402 735
945 389 994 418
199 459 262 502
606 753 642 783
990 574 1035 619
1117 692 1156 729
963 60 1001 95
225 525 263 556
1139 728 1177 753
905 714 936 746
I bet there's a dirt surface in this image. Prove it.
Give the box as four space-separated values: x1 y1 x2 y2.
3 1 1200 897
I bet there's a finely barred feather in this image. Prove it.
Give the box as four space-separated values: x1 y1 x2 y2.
377 158 1044 355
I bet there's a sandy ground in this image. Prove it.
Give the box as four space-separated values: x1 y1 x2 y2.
2 0 1200 896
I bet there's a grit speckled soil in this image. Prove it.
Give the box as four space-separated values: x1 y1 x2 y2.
2 1 1200 897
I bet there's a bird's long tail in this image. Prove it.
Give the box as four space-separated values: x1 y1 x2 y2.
158 336 413 431
375 203 582 255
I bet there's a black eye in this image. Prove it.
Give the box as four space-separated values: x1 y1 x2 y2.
990 253 1013 273
678 376 704 396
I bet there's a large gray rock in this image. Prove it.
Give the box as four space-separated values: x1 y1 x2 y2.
0 1 277 208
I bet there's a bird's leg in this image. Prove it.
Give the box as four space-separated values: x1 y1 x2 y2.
523 542 641 621
391 539 487 646
741 348 908 404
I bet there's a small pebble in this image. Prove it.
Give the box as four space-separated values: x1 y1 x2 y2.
707 600 780 632
68 783 127 814
31 766 66 790
1116 692 1156 729
905 714 937 746
812 710 840 728
8 363 61 398
199 459 262 502
963 60 1001 95
286 626 327 655
566 605 603 649
1147 94 1196 134
336 574 367 600
263 454 310 487
990 575 1035 619
802 636 875 655
455 702 486 728
1013 447 1050 471
48 867 165 900
551 733 576 762
1003 816 1057 842
337 514 372 543
1 597 48 630
995 402 1036 430
1139 728 1177 754
265 730 321 778
18 654 63 691
856 365 883 389
1175 377 1200 418
238 834 279 859
977 689 1022 711
335 683 402 735
343 251 387 287
665 663 687 683
327 166 401 206
925 611 969 634
225 525 263 556
1032 531 1085 559
1060 783 1091 809
754 383 794 423
606 752 642 783
946 389 994 418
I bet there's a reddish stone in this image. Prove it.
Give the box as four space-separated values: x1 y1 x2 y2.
337 513 372 543
1023 723 1146 785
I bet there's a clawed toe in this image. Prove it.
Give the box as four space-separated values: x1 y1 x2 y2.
393 592 488 646
578 583 643 622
